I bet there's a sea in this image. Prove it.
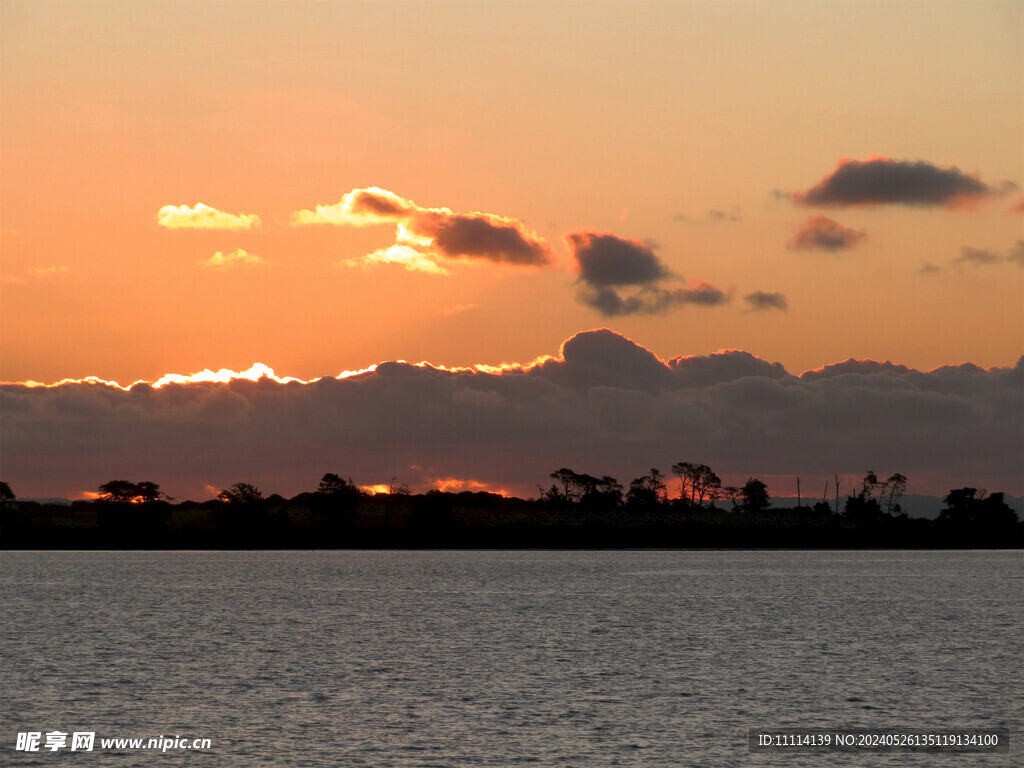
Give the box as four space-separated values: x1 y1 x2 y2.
1 550 1020 766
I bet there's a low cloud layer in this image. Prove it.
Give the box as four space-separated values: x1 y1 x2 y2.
157 203 260 230
566 231 730 316
293 188 552 271
787 215 866 252
794 157 1004 208
3 329 1020 501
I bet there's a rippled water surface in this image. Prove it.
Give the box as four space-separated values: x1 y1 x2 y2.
1 550 1020 766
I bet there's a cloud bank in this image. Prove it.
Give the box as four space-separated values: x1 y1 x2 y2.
294 188 552 271
157 203 260 230
566 231 730 316
794 157 1003 208
3 329 1020 501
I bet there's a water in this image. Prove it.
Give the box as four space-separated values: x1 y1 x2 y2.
1 550 1020 766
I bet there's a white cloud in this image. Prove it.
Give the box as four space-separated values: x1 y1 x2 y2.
158 203 260 231
344 245 449 275
200 249 264 268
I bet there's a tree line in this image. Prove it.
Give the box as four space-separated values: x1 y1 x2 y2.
0 466 1020 549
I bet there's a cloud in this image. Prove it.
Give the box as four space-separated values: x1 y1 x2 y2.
4 329 1020 500
404 210 552 266
566 231 730 316
567 232 670 286
200 249 264 269
293 188 552 271
1 265 69 285
158 203 260 230
744 291 788 312
793 156 1003 208
675 209 743 223
787 215 866 252
954 246 1002 266
919 262 941 275
291 187 417 226
707 209 742 223
1009 241 1024 266
344 245 449 275
954 241 1024 268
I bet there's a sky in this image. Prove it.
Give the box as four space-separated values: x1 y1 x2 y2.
1 1 1022 501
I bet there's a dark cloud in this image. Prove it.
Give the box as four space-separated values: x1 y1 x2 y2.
707 209 742 223
406 211 552 266
744 291 788 312
4 330 1020 500
919 262 941 275
666 349 789 386
578 284 731 316
794 156 1000 208
566 231 729 316
955 246 1002 266
955 241 1024 267
788 215 866 252
348 187 417 219
566 232 670 287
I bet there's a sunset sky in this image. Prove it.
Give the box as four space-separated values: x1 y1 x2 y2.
2 1 1022 501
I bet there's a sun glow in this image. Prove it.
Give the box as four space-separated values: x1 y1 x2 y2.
431 477 511 496
150 363 307 388
2 349 566 392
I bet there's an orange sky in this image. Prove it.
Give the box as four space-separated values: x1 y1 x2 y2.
2 0 1022 384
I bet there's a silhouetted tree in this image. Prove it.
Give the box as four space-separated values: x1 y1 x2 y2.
672 462 722 505
843 470 897 525
812 500 833 516
539 483 566 503
938 488 1019 539
741 478 770 513
590 475 624 509
316 473 360 500
883 473 907 515
134 481 166 504
626 468 667 508
861 470 880 499
843 493 883 525
217 482 264 505
0 481 14 509
721 485 743 511
98 480 140 503
543 469 622 510
550 468 586 503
